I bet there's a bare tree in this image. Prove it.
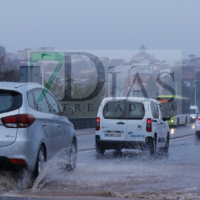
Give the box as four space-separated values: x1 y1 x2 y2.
0 53 19 81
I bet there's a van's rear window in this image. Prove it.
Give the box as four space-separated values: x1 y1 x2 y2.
103 101 144 119
0 90 22 114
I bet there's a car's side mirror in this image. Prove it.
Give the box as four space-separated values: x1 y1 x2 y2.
63 106 74 116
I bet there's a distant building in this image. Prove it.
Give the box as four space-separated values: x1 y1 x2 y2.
109 59 125 66
17 48 32 61
124 45 171 97
129 44 159 65
36 47 55 51
0 44 6 55
6 53 17 60
182 54 200 83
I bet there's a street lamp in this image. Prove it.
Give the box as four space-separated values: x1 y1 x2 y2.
107 66 115 97
108 71 120 97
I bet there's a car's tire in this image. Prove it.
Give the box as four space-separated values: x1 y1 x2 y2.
66 138 77 171
96 144 105 157
34 145 46 178
150 136 156 156
161 133 169 154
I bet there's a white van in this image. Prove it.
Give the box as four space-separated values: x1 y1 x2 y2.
95 97 170 156
190 105 199 122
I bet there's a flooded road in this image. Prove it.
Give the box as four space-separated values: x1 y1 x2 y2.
1 126 200 199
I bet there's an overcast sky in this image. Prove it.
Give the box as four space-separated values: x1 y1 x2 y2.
0 0 200 59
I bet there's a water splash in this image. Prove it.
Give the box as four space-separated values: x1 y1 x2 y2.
32 147 71 190
0 171 16 192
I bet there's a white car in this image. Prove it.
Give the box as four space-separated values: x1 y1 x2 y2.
95 97 170 156
195 116 200 139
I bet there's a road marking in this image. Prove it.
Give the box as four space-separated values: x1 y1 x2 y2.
170 135 194 141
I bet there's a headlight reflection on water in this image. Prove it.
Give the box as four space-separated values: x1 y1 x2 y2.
192 125 195 129
170 128 175 135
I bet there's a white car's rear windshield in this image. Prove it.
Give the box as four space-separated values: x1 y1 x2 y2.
103 101 145 119
0 90 22 114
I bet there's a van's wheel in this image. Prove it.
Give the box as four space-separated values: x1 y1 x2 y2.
96 144 105 157
34 145 46 178
150 137 156 156
161 133 169 154
67 138 77 171
115 147 122 153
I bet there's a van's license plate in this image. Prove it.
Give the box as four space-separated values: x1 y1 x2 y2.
105 133 121 137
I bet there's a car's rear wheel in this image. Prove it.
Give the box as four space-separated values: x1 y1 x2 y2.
66 138 77 171
96 144 105 157
34 145 46 178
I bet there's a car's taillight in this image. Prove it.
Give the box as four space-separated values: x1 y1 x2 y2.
96 117 100 131
1 114 35 128
10 159 26 165
146 118 152 132
197 118 200 121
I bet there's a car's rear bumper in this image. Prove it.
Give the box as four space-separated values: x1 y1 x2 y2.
0 141 37 171
0 156 27 171
95 135 152 150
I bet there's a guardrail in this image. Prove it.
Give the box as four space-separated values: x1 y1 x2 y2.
69 118 96 129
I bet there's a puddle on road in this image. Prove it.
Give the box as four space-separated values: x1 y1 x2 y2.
1 149 200 199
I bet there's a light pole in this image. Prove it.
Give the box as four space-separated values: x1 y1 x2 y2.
107 66 115 97
41 57 44 86
41 53 51 86
108 72 120 97
194 80 200 105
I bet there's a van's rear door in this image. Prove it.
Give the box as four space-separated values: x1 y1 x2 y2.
126 102 146 142
100 100 128 141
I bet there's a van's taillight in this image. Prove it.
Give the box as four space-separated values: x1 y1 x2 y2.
146 118 152 132
197 118 200 121
96 117 100 131
1 114 35 128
